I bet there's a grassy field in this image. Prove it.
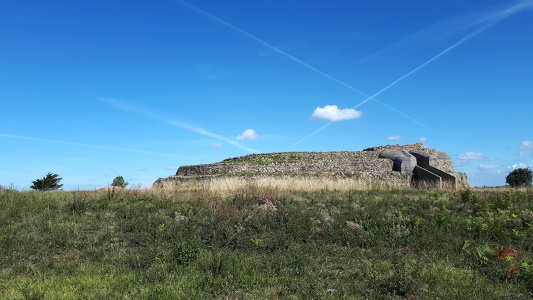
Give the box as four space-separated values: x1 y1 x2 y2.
1 178 532 299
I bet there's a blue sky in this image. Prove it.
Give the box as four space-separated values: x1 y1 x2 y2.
1 0 532 189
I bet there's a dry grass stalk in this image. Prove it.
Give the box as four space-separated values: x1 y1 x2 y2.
152 176 398 196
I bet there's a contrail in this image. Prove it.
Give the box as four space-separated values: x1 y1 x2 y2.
102 98 261 154
372 99 430 128
177 0 426 126
351 1 529 111
177 1 366 97
0 133 201 159
291 0 531 148
163 119 261 153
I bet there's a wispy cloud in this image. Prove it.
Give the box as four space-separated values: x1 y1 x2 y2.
348 1 529 113
195 63 226 79
477 164 501 171
311 105 362 122
520 141 533 149
458 152 486 160
236 129 259 140
0 133 201 159
211 143 223 148
102 98 261 153
387 135 402 141
418 137 427 142
358 1 533 64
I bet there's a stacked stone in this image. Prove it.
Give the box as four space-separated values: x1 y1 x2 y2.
152 144 468 189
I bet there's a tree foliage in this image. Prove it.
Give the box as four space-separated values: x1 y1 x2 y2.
111 176 128 188
30 172 63 191
505 168 532 187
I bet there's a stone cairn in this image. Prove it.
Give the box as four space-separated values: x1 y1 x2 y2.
153 143 468 189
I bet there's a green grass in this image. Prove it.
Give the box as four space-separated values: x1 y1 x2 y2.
220 153 303 164
1 185 532 299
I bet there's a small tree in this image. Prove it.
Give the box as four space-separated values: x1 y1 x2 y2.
506 168 532 187
111 176 128 188
30 172 63 191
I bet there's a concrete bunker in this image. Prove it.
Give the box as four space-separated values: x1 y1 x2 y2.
378 148 459 189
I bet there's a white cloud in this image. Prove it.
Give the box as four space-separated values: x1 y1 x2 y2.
311 105 362 122
477 164 501 171
211 143 223 148
454 159 469 166
519 152 533 157
520 141 533 149
236 129 259 140
458 152 485 160
418 137 427 142
387 135 402 141
508 163 533 170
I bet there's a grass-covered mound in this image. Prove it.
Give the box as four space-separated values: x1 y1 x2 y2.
1 180 532 299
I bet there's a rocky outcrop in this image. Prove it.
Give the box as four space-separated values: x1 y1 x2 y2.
153 143 469 189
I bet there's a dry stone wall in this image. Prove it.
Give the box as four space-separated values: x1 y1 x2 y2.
177 152 389 176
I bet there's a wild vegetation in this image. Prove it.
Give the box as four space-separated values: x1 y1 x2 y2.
1 178 532 299
506 168 533 188
111 176 129 189
29 172 63 192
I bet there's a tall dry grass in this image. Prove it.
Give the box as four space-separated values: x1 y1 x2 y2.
151 176 399 197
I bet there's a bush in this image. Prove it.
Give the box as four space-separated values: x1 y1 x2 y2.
506 168 532 187
111 176 128 188
30 172 63 191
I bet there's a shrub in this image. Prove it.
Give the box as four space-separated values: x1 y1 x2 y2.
506 168 532 187
111 176 128 188
30 172 63 191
